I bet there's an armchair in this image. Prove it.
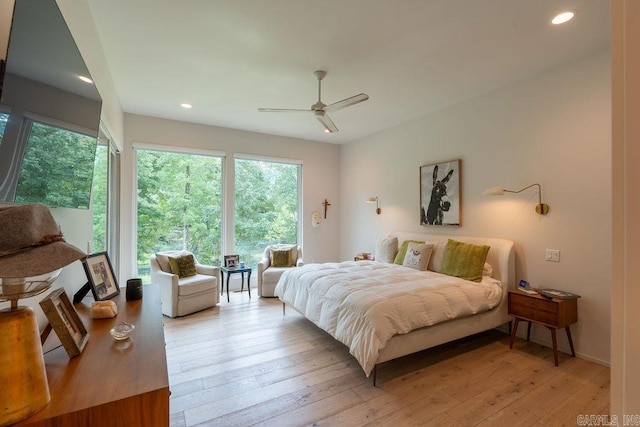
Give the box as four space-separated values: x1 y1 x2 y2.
257 244 303 297
150 251 219 317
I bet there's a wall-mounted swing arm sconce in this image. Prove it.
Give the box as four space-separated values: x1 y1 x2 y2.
366 196 381 214
483 183 550 215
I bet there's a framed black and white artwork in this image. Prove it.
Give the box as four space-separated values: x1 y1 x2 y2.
420 159 461 226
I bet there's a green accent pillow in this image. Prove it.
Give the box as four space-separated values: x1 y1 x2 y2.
270 248 292 267
168 253 197 278
440 239 490 282
394 240 425 264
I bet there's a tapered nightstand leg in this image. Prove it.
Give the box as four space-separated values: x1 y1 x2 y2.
565 326 576 357
510 318 520 349
526 322 532 341
550 327 559 367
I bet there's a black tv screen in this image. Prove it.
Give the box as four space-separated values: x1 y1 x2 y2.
0 0 102 209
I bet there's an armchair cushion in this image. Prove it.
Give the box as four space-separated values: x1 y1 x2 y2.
176 273 216 296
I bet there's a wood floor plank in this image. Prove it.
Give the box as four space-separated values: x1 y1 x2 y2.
256 389 364 427
162 290 610 427
363 389 461 426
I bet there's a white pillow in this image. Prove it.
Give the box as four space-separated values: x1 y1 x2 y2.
427 240 447 272
375 236 398 263
483 262 493 277
403 242 433 271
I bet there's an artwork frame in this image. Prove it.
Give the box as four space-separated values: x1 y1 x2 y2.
39 288 89 357
82 252 120 301
224 254 239 268
420 159 461 226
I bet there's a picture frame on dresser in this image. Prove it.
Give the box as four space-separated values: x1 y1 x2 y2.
82 252 120 301
420 159 461 226
39 288 89 357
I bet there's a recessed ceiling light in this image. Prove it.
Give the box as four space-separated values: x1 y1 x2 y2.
180 103 192 109
78 75 93 84
551 10 577 25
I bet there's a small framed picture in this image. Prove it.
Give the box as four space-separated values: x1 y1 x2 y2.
39 288 89 357
518 279 530 290
224 254 239 268
82 252 120 300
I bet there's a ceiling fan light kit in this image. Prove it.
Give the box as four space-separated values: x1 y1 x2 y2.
258 70 369 133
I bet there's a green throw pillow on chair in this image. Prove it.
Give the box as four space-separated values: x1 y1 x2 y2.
270 248 293 267
168 253 197 278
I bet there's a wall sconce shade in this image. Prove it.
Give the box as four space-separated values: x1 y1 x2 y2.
366 196 381 214
482 183 549 215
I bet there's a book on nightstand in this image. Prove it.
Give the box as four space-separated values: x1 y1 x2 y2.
536 288 581 299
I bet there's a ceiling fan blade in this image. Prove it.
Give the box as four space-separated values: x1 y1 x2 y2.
325 93 369 112
258 108 312 113
315 110 338 133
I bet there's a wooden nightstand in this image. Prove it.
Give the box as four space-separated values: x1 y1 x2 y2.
508 289 578 366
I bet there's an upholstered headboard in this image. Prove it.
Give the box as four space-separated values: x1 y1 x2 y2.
388 232 516 288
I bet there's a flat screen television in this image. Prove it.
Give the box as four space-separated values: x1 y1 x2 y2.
0 0 102 209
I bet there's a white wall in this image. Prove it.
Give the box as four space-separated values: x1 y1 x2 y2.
118 114 341 284
340 51 611 365
57 0 125 150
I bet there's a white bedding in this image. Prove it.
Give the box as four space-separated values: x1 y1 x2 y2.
275 260 504 376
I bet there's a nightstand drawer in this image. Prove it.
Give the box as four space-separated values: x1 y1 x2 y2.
509 293 558 314
509 304 558 325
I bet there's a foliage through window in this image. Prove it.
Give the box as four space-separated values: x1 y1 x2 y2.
91 143 108 253
234 158 300 269
14 120 98 209
136 149 223 279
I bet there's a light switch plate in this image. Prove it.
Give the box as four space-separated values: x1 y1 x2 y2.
545 248 560 262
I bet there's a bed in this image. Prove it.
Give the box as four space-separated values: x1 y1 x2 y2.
274 231 515 384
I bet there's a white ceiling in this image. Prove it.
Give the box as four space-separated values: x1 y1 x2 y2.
87 0 610 144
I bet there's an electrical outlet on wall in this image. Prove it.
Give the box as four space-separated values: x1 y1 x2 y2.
545 249 560 262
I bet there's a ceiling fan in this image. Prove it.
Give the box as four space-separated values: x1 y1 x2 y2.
258 70 369 133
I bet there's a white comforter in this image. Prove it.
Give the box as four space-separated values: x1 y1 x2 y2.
274 261 503 376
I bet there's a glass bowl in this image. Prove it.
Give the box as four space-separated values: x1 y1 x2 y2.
109 321 135 340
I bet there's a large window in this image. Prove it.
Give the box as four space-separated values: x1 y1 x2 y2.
136 149 223 279
234 158 300 269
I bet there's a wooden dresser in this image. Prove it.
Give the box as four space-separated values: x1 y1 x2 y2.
17 284 169 426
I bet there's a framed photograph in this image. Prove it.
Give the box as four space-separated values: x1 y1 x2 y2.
39 288 89 357
82 252 120 301
420 159 461 226
224 254 239 268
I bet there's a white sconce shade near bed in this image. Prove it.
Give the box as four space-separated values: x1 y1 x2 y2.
366 196 381 214
483 183 549 215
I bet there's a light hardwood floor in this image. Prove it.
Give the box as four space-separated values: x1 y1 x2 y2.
164 290 609 427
